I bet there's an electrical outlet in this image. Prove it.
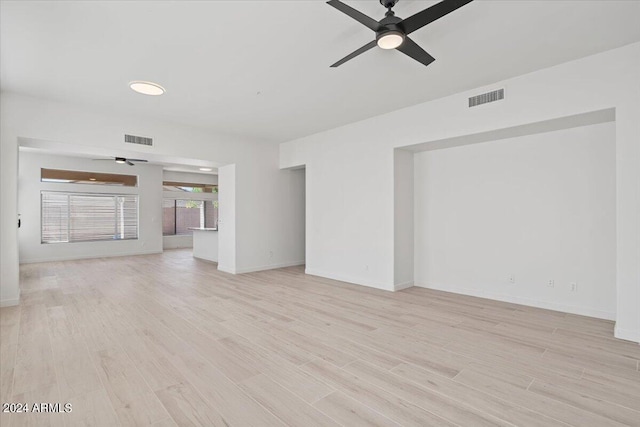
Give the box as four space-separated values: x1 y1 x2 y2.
508 274 515 284
547 279 555 288
570 282 577 292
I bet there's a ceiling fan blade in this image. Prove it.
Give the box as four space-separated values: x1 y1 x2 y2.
396 37 435 67
127 159 148 162
126 161 135 166
401 0 474 35
331 40 377 67
327 0 382 32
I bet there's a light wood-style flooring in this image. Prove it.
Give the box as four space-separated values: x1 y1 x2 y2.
1 249 639 426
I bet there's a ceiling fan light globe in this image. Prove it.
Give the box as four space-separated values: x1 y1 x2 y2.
377 31 404 50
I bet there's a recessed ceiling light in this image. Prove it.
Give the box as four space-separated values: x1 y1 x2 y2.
129 81 165 96
89 178 96 181
199 167 213 172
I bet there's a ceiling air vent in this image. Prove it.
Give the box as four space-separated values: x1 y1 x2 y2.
124 134 153 146
469 88 504 108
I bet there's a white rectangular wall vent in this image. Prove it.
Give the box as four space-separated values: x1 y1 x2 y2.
469 88 504 108
124 134 153 146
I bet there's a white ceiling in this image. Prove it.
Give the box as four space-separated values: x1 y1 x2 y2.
2 1 639 143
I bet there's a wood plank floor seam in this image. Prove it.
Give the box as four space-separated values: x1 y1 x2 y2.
125 305 289 426
342 359 518 427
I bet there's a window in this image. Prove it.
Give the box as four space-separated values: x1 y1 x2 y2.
163 181 217 193
41 192 138 243
163 199 218 235
41 168 137 186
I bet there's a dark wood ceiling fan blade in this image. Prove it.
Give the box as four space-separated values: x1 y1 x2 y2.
397 37 435 67
401 0 474 35
127 159 148 162
330 40 377 67
126 161 135 166
327 0 382 32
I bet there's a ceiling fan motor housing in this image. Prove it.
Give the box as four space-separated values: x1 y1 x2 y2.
377 14 405 40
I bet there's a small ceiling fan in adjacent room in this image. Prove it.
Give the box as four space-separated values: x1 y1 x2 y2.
92 157 148 166
327 0 473 68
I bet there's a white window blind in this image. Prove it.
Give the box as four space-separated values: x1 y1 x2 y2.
42 192 138 243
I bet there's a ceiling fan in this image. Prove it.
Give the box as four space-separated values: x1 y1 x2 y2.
327 0 473 68
92 156 148 166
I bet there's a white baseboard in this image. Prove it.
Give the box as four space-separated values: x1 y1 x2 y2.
217 265 236 274
19 249 163 264
218 260 305 275
304 268 394 291
415 281 616 321
0 298 20 307
234 260 305 274
394 281 414 291
192 256 218 264
614 326 640 344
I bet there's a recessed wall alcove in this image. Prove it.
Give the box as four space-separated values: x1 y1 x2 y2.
394 108 619 322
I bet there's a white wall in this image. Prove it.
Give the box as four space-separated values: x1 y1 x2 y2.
217 164 236 273
394 149 414 290
302 140 395 290
280 42 640 342
1 92 306 306
414 122 616 319
291 168 306 266
18 151 163 263
162 170 218 250
163 235 193 250
234 162 306 273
